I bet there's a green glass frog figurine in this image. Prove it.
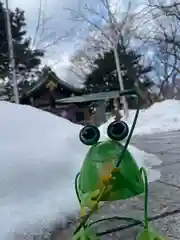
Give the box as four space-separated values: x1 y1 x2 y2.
73 120 166 240
76 121 144 211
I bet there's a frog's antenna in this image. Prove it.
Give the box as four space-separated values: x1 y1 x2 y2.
116 89 140 168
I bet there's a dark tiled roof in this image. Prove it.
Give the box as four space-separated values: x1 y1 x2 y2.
25 67 83 96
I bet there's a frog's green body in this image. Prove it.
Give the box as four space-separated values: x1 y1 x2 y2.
73 114 167 239
77 141 144 204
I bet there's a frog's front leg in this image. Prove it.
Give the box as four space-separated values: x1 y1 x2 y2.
80 169 116 217
80 189 101 217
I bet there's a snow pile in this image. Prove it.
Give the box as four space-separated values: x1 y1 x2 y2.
0 101 161 239
131 99 180 135
100 99 180 137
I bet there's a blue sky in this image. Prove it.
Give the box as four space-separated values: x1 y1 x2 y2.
8 0 147 85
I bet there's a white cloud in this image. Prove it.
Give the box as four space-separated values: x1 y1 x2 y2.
44 53 71 78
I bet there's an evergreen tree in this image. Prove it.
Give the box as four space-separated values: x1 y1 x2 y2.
84 44 152 108
0 2 44 80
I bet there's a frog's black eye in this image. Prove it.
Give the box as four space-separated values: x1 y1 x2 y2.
79 125 100 145
107 121 129 141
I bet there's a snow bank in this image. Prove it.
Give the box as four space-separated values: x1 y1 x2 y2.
100 99 180 137
0 101 161 239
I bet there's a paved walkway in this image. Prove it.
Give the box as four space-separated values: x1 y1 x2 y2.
51 131 180 239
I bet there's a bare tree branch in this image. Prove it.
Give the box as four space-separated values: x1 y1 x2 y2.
32 0 42 48
141 0 180 97
65 7 114 45
65 0 144 79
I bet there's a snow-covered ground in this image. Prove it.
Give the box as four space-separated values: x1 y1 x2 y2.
100 99 180 138
0 99 177 239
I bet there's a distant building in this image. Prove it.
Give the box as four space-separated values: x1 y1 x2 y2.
19 67 91 124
